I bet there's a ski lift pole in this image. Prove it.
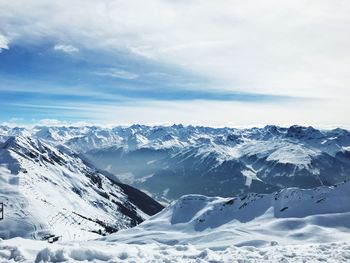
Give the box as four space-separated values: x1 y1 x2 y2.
0 203 3 220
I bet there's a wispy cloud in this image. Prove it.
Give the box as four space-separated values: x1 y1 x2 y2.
0 34 9 52
0 1 349 99
0 1 349 126
5 99 349 128
94 68 139 80
33 118 90 127
54 44 79 54
37 118 63 126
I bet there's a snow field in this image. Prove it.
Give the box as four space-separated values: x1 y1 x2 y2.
1 238 350 262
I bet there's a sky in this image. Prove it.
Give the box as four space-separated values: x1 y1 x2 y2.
0 0 349 127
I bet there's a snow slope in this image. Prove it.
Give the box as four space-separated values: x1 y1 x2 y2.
105 179 350 249
1 238 350 262
1 125 349 262
0 136 163 241
1 181 350 262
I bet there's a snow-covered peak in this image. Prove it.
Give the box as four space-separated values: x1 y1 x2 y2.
106 180 350 248
3 135 45 150
1 135 68 171
1 125 350 202
154 179 350 230
1 125 349 154
286 125 325 140
0 136 163 241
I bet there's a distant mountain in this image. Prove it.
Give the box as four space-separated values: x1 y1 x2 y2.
0 136 163 240
105 179 350 248
1 124 350 203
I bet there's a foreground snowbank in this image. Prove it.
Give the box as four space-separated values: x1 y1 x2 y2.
1 238 350 262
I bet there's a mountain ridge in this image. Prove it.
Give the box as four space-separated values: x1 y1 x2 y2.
0 135 163 240
1 125 350 202
104 179 350 249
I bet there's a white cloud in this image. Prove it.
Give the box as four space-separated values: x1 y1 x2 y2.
8 97 350 128
94 68 139 80
0 1 349 125
85 99 350 128
0 34 9 52
36 118 90 127
1 1 349 97
54 44 79 53
37 119 64 126
0 118 93 128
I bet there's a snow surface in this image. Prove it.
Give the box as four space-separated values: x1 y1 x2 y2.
241 167 261 187
0 136 162 241
1 125 350 262
1 181 350 262
1 238 350 262
104 180 350 249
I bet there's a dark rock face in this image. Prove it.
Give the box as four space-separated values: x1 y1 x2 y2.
115 182 164 216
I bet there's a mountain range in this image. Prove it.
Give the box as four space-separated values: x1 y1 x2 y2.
1 124 349 203
1 124 350 261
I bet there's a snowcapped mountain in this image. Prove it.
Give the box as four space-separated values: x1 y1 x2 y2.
1 180 350 262
0 135 163 241
106 179 350 249
1 124 350 203
0 129 349 262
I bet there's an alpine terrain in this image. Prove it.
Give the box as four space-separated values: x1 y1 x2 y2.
2 124 349 203
0 125 350 262
0 135 163 241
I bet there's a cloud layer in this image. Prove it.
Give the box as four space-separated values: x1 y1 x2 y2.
1 1 349 96
0 34 9 51
0 0 349 126
54 44 79 53
94 68 139 80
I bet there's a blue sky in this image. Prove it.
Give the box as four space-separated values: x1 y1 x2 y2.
0 42 292 124
0 1 349 127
